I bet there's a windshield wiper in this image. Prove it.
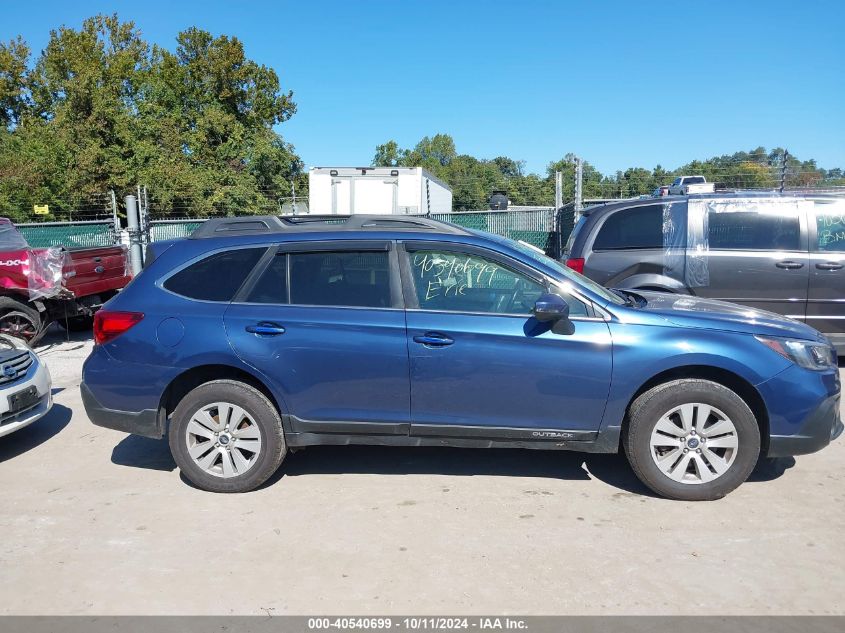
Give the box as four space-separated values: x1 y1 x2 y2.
612 289 637 307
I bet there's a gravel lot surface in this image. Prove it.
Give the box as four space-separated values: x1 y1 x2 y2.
0 326 843 615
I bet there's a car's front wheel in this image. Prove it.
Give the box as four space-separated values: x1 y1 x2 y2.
623 379 760 500
169 380 286 493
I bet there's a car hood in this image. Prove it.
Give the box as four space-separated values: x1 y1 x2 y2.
626 291 827 342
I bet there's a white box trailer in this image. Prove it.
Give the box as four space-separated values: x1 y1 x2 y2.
308 167 452 215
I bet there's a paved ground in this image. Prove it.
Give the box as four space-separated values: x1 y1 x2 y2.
0 327 843 615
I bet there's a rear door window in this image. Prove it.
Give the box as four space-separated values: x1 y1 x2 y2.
245 253 288 303
163 247 266 301
708 204 801 250
593 205 663 251
288 251 392 308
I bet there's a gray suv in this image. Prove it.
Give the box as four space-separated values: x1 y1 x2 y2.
564 193 845 351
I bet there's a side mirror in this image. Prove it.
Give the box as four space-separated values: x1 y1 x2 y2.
533 293 570 323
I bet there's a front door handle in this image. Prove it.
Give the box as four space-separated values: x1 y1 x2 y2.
245 322 286 336
775 260 804 270
413 332 454 347
815 262 844 271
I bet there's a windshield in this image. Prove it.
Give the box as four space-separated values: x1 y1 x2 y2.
469 230 625 306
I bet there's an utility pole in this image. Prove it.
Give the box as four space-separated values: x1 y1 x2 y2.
125 194 143 276
779 150 789 193
109 189 119 242
554 171 563 211
554 170 563 260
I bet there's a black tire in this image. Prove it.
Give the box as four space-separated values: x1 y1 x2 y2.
169 380 286 493
57 315 94 332
623 379 760 501
0 297 44 344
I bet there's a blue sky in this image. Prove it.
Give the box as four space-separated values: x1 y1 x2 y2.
2 0 843 175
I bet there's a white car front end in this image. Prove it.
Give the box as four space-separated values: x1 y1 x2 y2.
0 336 52 438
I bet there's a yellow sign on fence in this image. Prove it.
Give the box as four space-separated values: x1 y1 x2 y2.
33 204 49 215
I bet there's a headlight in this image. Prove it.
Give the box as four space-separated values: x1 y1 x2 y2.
755 336 837 371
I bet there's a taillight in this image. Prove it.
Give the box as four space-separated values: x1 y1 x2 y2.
93 311 144 345
565 257 585 274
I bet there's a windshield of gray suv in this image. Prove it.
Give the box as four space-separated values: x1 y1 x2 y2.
469 230 625 306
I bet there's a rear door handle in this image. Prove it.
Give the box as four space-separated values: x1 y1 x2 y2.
413 332 454 347
775 260 804 269
815 262 844 271
245 322 286 336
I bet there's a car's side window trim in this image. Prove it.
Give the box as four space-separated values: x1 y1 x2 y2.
397 240 594 318
157 244 272 303
232 246 284 303
232 240 403 310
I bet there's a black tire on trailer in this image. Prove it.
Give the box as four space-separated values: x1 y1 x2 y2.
623 378 761 501
169 379 286 493
0 297 44 344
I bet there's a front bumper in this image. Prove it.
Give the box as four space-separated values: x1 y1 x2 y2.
757 364 842 458
0 354 53 439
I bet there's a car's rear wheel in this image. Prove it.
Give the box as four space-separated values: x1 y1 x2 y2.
169 380 286 493
623 379 760 500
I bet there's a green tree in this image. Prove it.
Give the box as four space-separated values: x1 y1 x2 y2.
372 140 405 166
0 14 303 220
0 37 30 128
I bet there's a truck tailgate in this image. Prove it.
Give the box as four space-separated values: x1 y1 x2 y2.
66 246 132 297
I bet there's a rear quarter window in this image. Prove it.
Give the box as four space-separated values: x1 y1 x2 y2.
592 205 664 251
163 247 266 301
564 217 586 254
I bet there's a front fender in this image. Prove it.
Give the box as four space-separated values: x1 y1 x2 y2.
600 322 793 434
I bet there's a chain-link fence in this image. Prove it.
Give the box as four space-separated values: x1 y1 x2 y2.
146 208 567 255
17 220 119 249
430 208 556 251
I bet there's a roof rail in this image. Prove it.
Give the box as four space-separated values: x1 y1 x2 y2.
187 216 287 239
188 214 468 239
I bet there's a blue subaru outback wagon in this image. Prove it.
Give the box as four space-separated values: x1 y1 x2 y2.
81 215 842 500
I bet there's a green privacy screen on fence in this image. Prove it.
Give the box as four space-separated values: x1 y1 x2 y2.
148 209 559 252
430 209 556 251
13 210 565 254
149 220 205 242
18 221 117 249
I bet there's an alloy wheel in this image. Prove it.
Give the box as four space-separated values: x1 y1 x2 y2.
185 402 263 478
649 402 739 484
